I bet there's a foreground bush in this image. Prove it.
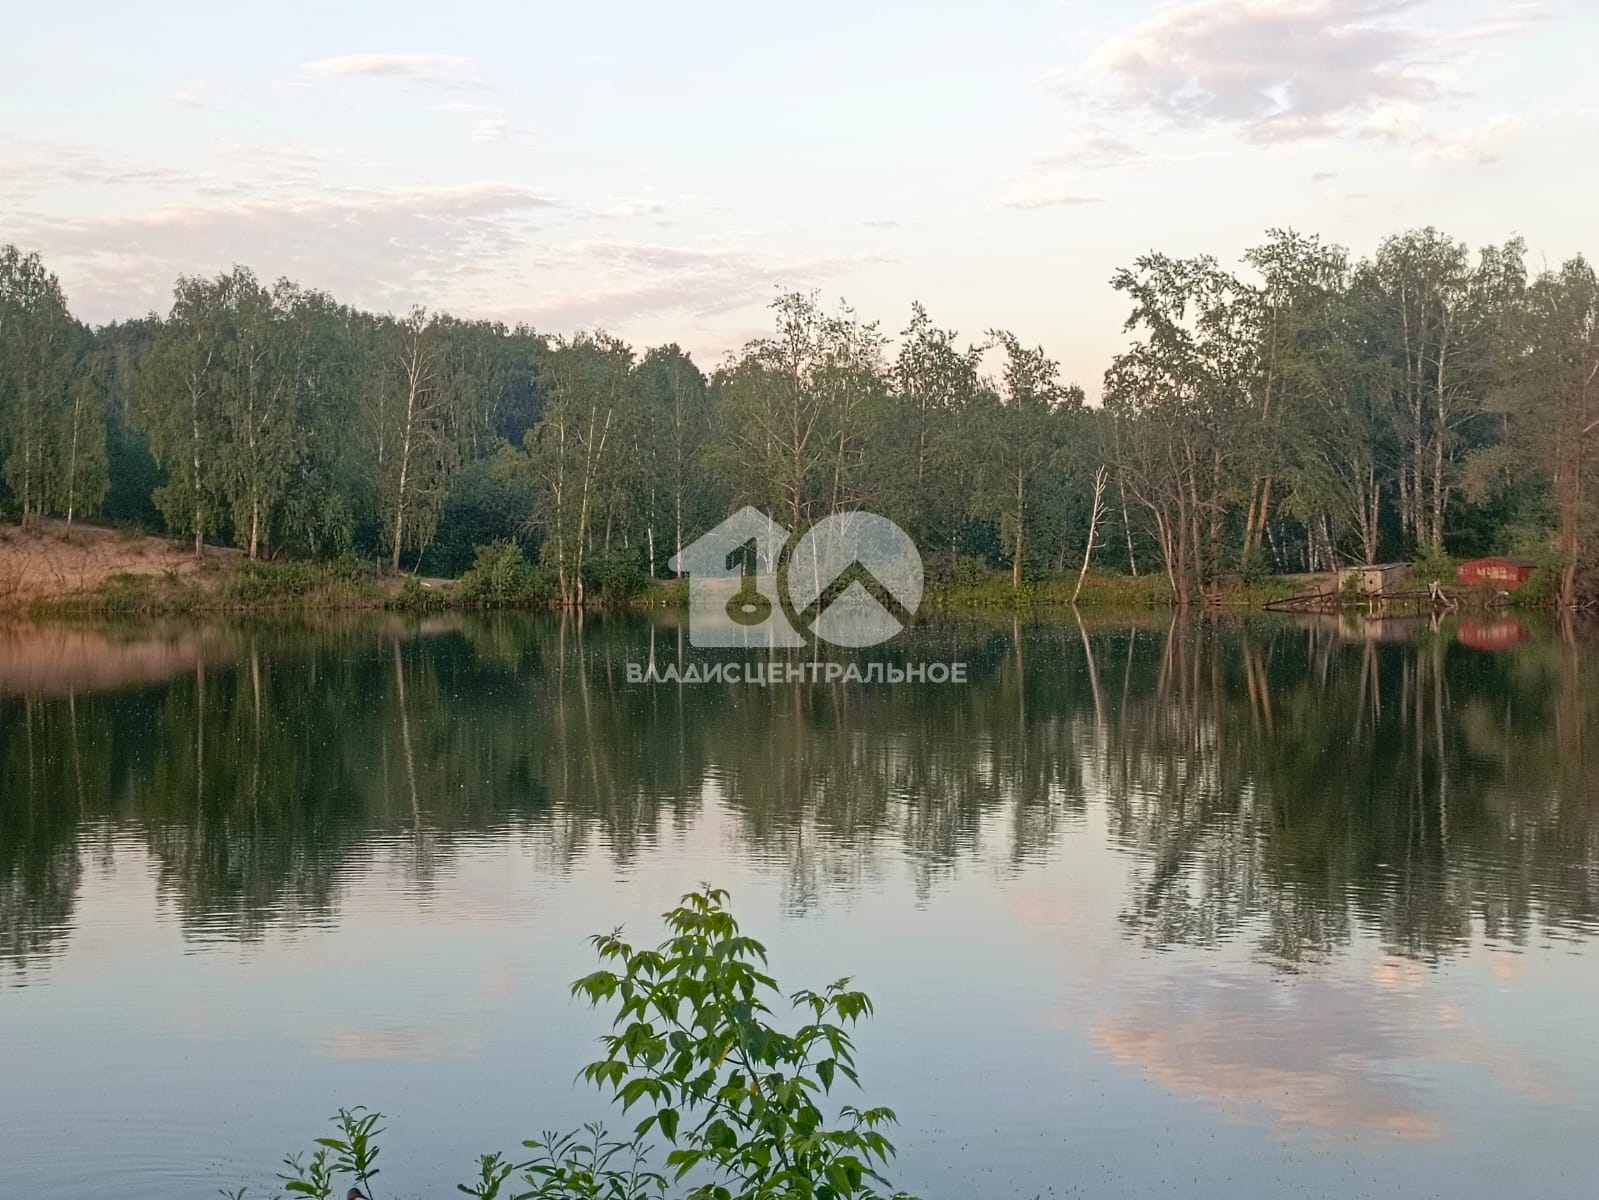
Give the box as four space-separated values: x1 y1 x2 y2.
235 886 914 1200
457 541 559 607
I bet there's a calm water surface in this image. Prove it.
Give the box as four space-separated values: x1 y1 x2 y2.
2 611 1597 1199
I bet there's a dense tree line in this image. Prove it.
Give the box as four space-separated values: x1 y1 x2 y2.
2 227 1596 604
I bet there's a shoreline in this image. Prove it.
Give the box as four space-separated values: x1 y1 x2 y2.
0 521 1554 618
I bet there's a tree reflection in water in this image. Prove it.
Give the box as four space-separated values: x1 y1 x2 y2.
2 611 1596 984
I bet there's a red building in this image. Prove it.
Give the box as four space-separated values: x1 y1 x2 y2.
1456 556 1537 591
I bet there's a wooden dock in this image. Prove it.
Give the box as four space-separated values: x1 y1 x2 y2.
1265 588 1459 615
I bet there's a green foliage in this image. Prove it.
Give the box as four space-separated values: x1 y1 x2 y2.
581 549 651 607
1411 549 1457 587
219 558 381 610
458 541 559 607
0 245 77 524
6 225 1598 606
275 1108 382 1199
427 445 538 577
516 1128 666 1200
233 888 914 1200
40 570 204 617
389 574 449 613
570 885 908 1200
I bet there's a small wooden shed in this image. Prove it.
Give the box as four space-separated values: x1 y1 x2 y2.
1336 562 1413 595
1457 556 1537 591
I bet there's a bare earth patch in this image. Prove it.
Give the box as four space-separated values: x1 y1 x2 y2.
0 520 239 608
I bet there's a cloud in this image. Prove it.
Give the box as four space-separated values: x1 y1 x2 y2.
521 239 886 330
1093 970 1444 1137
1360 101 1425 143
471 117 510 144
0 134 338 213
999 187 1105 211
159 84 213 111
1088 0 1545 144
1417 112 1526 164
15 182 557 321
1032 124 1152 172
598 196 669 219
425 104 530 146
0 135 194 203
289 53 487 91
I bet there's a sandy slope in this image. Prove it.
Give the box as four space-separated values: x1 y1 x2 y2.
0 520 235 607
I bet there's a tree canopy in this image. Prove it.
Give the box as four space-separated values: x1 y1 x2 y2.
2 225 1595 604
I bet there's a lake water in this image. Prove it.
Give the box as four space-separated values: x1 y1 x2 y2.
2 610 1597 1199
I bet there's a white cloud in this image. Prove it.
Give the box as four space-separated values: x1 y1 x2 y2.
597 196 668 219
0 135 194 206
288 53 487 91
1417 113 1526 165
521 239 887 330
16 183 558 321
1360 102 1425 144
1088 0 1544 144
159 84 213 111
470 118 509 144
999 186 1105 211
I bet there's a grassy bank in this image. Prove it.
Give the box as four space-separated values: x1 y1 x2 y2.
9 524 1563 617
923 569 1307 610
31 559 404 617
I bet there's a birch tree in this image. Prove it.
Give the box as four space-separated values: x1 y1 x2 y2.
0 246 76 526
137 275 230 557
1482 257 1599 607
216 270 302 559
55 350 110 525
977 331 1080 590
369 308 458 573
634 343 708 572
529 331 633 603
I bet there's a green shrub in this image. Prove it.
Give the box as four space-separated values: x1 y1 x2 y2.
458 541 558 607
1508 548 1564 609
219 557 380 609
582 548 651 607
247 887 914 1200
50 570 203 617
389 575 449 612
1411 549 1457 587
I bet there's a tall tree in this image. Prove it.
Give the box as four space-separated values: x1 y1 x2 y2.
976 331 1080 590
367 308 460 573
709 293 882 533
215 270 303 559
138 274 230 556
529 331 633 603
55 348 110 525
878 303 984 565
634 344 709 572
0 246 76 525
1105 255 1242 602
1481 257 1599 607
1365 229 1525 554
1239 229 1351 564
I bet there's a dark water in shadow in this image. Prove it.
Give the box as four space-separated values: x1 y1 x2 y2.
2 610 1597 1199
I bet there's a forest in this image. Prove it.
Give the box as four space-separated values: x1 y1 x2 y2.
1 226 1596 607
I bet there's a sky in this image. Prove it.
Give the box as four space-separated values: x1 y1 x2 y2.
2 0 1595 389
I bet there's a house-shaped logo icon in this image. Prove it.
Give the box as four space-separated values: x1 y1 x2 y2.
669 507 924 649
667 506 806 647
